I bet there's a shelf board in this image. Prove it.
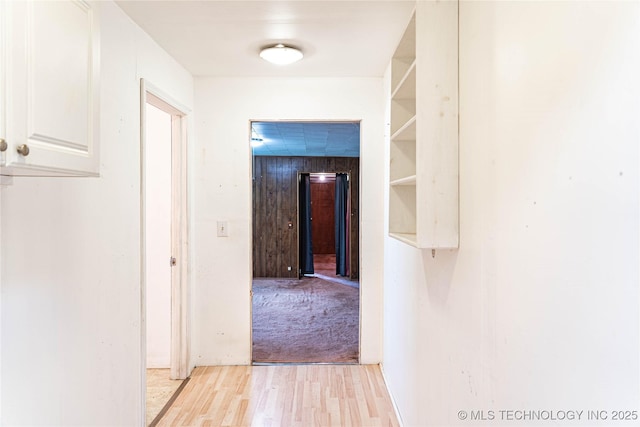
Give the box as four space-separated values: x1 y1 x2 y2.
390 61 416 100
391 56 415 91
390 175 416 186
389 232 418 247
391 115 416 141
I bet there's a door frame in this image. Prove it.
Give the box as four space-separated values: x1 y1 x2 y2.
297 171 353 279
249 119 361 364
139 79 190 420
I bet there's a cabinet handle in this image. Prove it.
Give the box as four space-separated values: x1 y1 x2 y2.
0 138 7 152
17 144 30 156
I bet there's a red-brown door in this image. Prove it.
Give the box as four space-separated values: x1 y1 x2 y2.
310 179 335 255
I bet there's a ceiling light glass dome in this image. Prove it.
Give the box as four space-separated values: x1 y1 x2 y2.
260 44 303 65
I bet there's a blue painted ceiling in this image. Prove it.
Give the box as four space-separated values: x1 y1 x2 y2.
251 121 360 157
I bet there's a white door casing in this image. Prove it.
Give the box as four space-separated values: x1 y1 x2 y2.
140 79 190 420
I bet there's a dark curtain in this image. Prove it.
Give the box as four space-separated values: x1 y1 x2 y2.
345 182 351 277
299 173 314 275
335 173 349 276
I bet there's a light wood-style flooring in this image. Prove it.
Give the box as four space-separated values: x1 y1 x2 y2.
156 364 400 427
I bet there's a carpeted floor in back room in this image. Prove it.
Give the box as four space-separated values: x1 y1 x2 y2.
252 255 359 363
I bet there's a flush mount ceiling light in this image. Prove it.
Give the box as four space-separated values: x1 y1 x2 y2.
259 44 303 65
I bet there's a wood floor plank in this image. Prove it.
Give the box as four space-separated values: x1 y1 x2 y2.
156 365 399 427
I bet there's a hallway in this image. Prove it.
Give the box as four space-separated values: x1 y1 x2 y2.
154 364 399 426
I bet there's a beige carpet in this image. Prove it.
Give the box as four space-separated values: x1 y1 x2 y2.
252 275 359 363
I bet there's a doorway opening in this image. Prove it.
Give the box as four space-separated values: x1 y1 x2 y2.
300 172 354 282
250 121 360 364
140 80 190 426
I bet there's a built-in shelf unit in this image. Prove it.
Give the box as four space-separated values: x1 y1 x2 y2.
388 1 459 249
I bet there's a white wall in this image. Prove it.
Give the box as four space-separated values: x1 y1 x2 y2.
383 1 640 426
193 77 385 365
0 188 2 419
0 2 193 425
145 104 172 368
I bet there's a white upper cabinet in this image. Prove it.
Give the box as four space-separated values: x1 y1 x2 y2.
0 0 100 177
388 1 459 248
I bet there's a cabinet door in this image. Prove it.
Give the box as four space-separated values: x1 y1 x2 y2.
1 0 100 176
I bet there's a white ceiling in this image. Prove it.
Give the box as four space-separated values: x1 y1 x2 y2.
115 0 415 77
117 1 409 155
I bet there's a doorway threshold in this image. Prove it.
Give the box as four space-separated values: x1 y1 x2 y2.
252 361 359 366
312 273 359 289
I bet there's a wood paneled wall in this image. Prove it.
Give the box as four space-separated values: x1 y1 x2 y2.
252 156 360 278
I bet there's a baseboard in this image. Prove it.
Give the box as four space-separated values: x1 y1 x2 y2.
146 359 170 369
379 363 405 427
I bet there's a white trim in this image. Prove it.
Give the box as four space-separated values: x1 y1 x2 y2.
139 80 147 427
379 363 405 427
143 80 191 116
169 103 190 381
139 78 191 425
